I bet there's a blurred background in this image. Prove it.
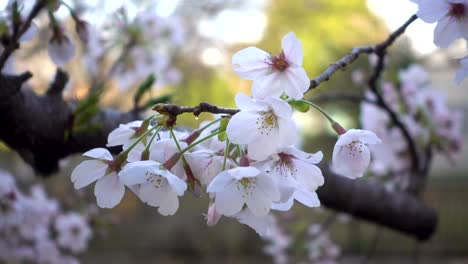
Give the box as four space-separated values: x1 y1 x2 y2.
1 0 468 263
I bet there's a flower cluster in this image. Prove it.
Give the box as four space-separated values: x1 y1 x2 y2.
361 64 463 189
412 0 468 84
82 9 184 90
0 170 92 264
71 32 381 236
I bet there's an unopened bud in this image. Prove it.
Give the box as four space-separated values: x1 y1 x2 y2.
332 122 347 135
206 202 222 226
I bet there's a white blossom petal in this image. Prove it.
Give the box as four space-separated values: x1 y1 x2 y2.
71 160 108 189
226 111 261 144
434 15 460 48
83 148 113 161
283 66 309 99
232 47 270 80
281 32 303 66
214 181 245 216
251 72 284 99
415 0 449 23
94 173 125 208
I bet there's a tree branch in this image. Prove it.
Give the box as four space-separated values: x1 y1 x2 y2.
0 0 47 70
0 71 138 174
306 14 418 93
318 166 436 241
0 71 437 240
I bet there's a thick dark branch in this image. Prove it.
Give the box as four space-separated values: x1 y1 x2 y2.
0 72 138 174
307 14 418 92
318 166 437 241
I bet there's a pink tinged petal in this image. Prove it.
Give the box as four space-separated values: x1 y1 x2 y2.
332 141 371 179
416 0 449 23
251 72 284 99
232 47 270 80
153 138 186 161
214 181 245 216
281 32 303 66
355 130 382 145
293 160 324 191
283 66 309 99
293 189 320 208
94 173 125 208
234 93 268 112
265 97 293 119
162 170 187 196
185 151 225 185
226 111 261 144
207 172 233 193
235 209 272 236
48 35 76 66
272 197 294 211
229 166 261 180
107 127 135 147
71 160 108 189
83 148 113 160
434 15 460 48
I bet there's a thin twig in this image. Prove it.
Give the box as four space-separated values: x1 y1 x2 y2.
307 14 418 93
367 15 421 191
0 0 47 70
152 102 239 117
312 93 378 106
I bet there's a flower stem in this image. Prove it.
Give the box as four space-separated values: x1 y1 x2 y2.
222 139 230 170
299 100 347 135
179 130 224 155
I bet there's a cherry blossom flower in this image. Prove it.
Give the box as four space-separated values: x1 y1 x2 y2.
119 160 187 216
234 209 273 236
71 148 125 208
256 146 324 209
412 0 468 48
332 129 382 179
232 32 309 99
107 120 145 148
226 93 298 160
455 56 468 84
184 150 233 186
47 32 76 67
54 213 92 254
207 166 280 217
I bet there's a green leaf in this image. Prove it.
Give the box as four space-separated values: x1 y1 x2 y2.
73 90 102 115
134 74 156 105
289 100 310 113
73 104 100 127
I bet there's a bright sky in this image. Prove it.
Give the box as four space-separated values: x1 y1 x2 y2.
366 0 437 56
51 0 446 56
